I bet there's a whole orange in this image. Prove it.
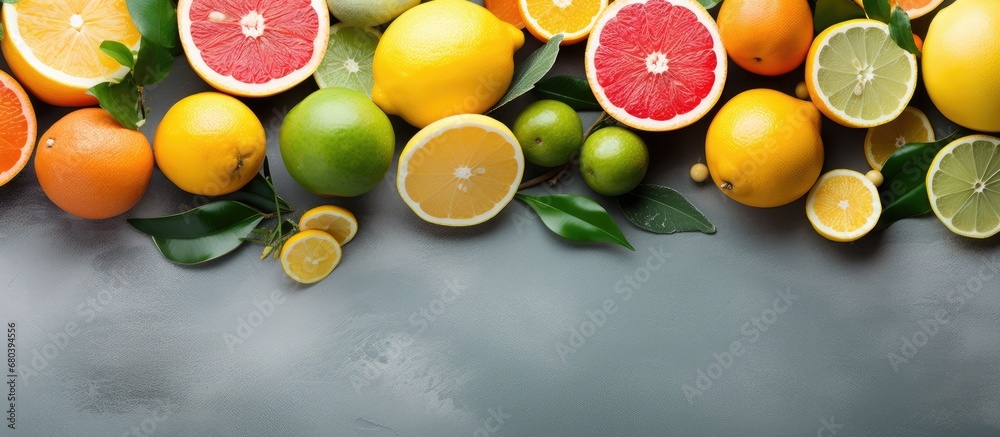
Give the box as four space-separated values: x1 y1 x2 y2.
34 108 154 219
717 0 813 76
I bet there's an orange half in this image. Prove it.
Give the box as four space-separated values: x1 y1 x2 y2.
519 0 608 45
0 70 36 186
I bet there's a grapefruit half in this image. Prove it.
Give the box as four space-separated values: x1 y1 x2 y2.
585 0 727 132
177 0 330 97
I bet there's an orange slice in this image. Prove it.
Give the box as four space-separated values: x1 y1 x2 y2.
864 106 935 170
806 169 882 242
1 0 141 106
519 0 608 45
298 205 359 245
852 0 945 19
280 230 342 284
0 70 37 187
396 114 524 226
485 0 525 29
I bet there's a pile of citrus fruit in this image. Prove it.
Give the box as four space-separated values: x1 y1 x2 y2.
2 0 999 283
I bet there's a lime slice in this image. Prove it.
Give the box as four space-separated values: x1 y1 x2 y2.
314 24 381 96
865 106 935 170
805 19 918 128
927 135 1000 238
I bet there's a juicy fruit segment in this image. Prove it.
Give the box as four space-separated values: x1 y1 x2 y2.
806 169 881 242
926 135 1000 239
0 0 140 106
178 0 330 97
485 0 524 29
280 230 343 284
865 106 934 170
805 19 918 128
579 127 649 197
298 205 358 245
397 114 525 226
327 0 419 27
314 24 381 96
717 0 813 76
851 0 944 19
34 108 154 219
585 0 727 132
512 100 583 167
154 92 266 196
0 71 36 187
518 0 607 45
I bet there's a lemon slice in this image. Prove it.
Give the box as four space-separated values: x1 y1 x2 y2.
396 114 524 226
865 106 935 170
313 24 381 97
298 205 358 245
806 169 882 242
805 19 918 128
280 230 343 284
926 135 1000 239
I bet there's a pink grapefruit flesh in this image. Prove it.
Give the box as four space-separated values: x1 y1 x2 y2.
585 0 727 132
178 0 330 97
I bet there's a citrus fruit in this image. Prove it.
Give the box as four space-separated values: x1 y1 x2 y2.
34 108 153 219
327 0 419 27
314 24 381 97
0 0 140 106
485 0 525 29
851 0 945 19
690 163 709 183
177 0 330 97
717 0 813 76
922 0 1000 132
806 169 881 242
0 70 36 187
512 100 583 167
579 127 649 196
154 92 266 196
805 19 918 128
397 114 525 226
280 230 342 284
518 0 607 45
926 135 1000 239
280 87 395 197
585 0 727 132
864 106 935 170
298 205 358 245
706 89 824 208
371 0 525 128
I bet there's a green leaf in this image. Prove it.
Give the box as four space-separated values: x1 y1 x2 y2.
696 0 723 8
618 184 716 234
224 173 292 214
515 193 634 250
531 75 601 111
132 37 174 86
99 40 134 68
87 74 144 130
888 6 921 57
876 129 964 230
863 0 891 22
150 214 265 264
815 0 867 34
128 201 264 238
126 0 179 49
490 34 563 112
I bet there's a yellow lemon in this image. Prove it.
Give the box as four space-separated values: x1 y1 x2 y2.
923 0 1000 132
371 0 524 128
154 92 266 196
280 230 342 284
706 89 824 208
298 205 358 245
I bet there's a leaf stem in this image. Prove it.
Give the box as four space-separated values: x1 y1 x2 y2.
519 160 572 191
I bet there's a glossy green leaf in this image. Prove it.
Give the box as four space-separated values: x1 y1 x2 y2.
128 201 264 238
516 193 634 250
532 75 601 111
87 74 144 130
126 0 178 49
151 215 265 264
223 174 292 214
876 130 964 230
697 0 722 9
863 0 891 22
619 185 716 234
888 7 921 57
815 0 866 34
133 37 174 86
99 41 134 68
490 34 563 112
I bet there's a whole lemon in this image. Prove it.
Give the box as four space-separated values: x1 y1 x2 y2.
706 89 824 208
371 0 525 128
717 0 813 76
923 0 1000 132
154 92 266 196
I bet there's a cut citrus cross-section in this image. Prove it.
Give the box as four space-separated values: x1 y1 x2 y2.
397 114 525 227
806 169 882 242
298 205 359 246
926 135 1000 239
852 0 945 19
865 106 935 170
313 24 381 96
585 0 727 132
1 0 140 106
519 0 607 45
280 230 343 284
0 70 36 187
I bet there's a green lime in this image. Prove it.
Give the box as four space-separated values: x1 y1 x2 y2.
314 24 381 97
279 87 395 197
579 127 649 196
512 100 583 167
327 0 420 27
926 134 1000 238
